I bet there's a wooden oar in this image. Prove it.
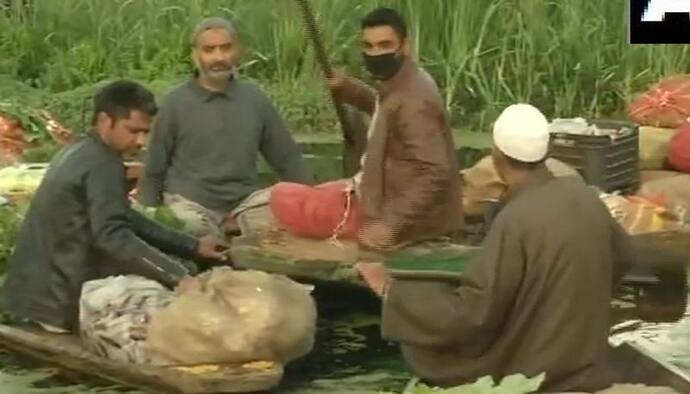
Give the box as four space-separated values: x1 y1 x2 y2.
295 0 366 177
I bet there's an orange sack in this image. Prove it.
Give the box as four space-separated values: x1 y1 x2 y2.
270 181 360 240
668 121 690 173
0 114 27 165
629 74 690 128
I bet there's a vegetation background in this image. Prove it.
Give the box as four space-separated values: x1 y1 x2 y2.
1 1 690 391
2 0 690 136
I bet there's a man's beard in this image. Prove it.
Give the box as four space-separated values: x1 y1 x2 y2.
201 63 234 82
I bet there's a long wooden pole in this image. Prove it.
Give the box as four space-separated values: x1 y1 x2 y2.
296 0 365 177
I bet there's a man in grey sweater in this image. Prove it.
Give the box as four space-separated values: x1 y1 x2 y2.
138 17 313 237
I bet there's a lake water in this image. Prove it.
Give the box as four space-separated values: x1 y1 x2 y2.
0 284 411 394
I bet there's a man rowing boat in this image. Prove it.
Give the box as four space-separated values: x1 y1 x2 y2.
270 8 463 250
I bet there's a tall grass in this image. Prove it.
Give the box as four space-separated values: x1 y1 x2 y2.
1 0 690 133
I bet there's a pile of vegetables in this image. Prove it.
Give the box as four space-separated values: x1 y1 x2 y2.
0 101 72 164
0 205 24 274
383 374 545 394
0 164 48 196
132 203 186 232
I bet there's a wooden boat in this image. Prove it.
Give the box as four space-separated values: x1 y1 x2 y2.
0 226 688 393
231 226 689 321
610 341 690 393
230 229 480 287
0 323 283 393
228 228 690 393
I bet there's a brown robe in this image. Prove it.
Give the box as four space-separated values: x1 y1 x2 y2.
334 58 463 245
381 167 635 393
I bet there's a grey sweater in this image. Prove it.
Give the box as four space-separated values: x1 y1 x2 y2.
138 77 313 212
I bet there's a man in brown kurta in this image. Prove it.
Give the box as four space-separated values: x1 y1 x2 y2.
358 104 635 392
269 8 462 249
328 7 463 249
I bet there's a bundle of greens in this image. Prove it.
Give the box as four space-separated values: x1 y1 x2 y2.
131 203 186 232
383 373 545 394
0 206 23 275
0 101 72 163
1 102 50 143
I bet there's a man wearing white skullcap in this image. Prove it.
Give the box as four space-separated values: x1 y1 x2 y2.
490 103 551 191
374 103 638 392
492 103 550 162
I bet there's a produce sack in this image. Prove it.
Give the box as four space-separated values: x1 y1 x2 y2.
639 126 676 170
79 275 173 364
147 267 316 366
599 193 683 235
270 181 360 239
0 114 27 165
668 121 690 173
0 106 72 166
638 170 690 221
231 187 274 236
460 156 581 217
0 163 48 198
628 75 690 128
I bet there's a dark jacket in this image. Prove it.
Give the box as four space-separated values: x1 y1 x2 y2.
1 134 195 330
138 78 313 212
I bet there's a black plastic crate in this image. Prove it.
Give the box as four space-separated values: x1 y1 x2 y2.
549 120 639 193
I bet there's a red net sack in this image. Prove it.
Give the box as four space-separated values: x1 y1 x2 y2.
270 181 360 240
629 75 690 128
668 122 690 173
0 114 27 165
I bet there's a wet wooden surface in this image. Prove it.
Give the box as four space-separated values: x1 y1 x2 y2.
0 324 283 393
610 342 688 393
230 228 478 286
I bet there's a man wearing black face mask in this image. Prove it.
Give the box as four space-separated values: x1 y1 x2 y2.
327 7 463 250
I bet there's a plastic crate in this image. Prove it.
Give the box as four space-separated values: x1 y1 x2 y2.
549 120 639 193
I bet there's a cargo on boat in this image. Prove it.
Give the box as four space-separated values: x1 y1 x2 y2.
0 323 283 394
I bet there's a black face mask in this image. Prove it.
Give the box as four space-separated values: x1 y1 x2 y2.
362 51 404 81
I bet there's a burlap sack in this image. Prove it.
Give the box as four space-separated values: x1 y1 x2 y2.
146 267 317 366
0 114 26 165
638 126 676 170
79 275 173 364
599 194 683 235
460 156 581 217
638 171 690 222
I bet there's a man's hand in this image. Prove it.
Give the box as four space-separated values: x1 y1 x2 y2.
175 275 200 294
355 262 390 297
326 69 347 91
358 222 397 250
197 234 229 261
220 215 241 237
128 188 138 204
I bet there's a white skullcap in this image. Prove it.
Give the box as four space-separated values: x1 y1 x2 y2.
493 103 549 162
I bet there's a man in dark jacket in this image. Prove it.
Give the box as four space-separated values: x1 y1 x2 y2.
1 80 227 333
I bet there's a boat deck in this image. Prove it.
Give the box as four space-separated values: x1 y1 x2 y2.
0 324 283 393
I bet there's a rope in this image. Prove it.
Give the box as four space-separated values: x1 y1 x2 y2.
328 187 353 248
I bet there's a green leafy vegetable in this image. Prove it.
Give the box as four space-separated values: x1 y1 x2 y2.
131 203 186 232
0 206 23 275
381 373 545 394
